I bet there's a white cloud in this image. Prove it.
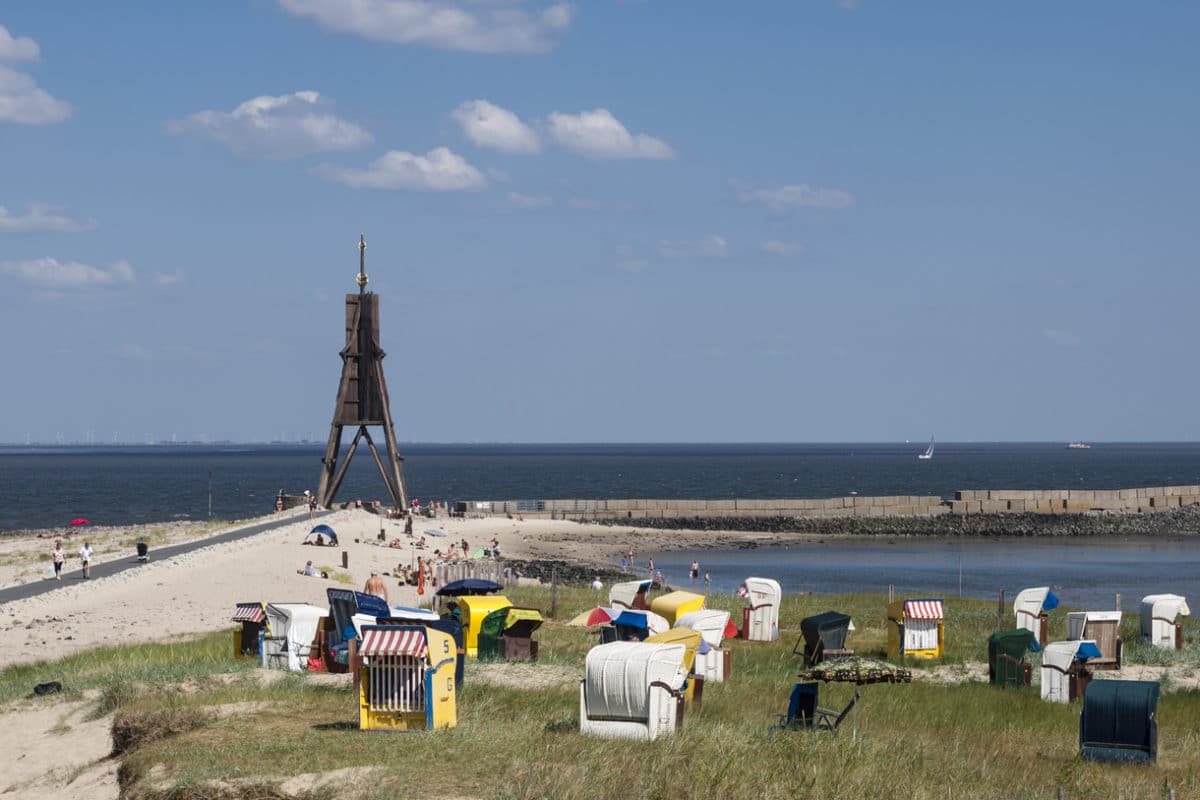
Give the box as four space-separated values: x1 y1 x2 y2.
453 99 540 154
618 259 649 273
165 91 372 159
0 203 93 233
151 270 185 287
113 343 153 361
1 257 135 290
760 240 803 257
0 63 70 125
658 235 728 260
1043 328 1081 348
735 181 855 212
547 109 675 160
313 146 486 191
277 0 571 54
508 191 552 209
0 25 40 62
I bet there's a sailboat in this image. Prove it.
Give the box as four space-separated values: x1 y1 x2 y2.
918 437 935 460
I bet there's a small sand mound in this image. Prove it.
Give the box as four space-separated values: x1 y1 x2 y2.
280 766 382 796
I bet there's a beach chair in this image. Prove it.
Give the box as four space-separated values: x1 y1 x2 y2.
1080 680 1159 763
796 611 854 665
988 629 1037 688
1065 611 1122 669
579 641 688 741
774 683 860 735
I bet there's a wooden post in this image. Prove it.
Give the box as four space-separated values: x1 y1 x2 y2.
341 550 348 569
1115 593 1121 612
350 637 360 698
958 556 963 597
997 589 1005 631
888 584 894 604
551 567 558 619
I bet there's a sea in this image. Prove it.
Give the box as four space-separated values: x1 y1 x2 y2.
3 441 1198 604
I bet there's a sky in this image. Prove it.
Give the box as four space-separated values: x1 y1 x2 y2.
1 1 1198 444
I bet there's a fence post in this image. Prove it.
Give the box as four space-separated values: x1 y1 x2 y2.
342 550 348 569
551 567 558 619
1115 593 1121 612
998 589 1005 631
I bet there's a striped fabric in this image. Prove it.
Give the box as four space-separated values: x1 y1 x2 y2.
232 603 265 623
904 600 944 620
360 627 427 658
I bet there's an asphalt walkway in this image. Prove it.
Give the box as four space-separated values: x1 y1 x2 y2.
0 511 333 606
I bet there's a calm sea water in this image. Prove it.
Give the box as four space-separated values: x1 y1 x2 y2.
642 538 1200 609
5 441 1200 532
4 442 1198 602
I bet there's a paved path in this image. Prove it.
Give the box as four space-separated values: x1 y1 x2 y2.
0 511 333 606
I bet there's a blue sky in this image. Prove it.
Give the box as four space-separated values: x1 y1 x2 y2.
2 2 1198 444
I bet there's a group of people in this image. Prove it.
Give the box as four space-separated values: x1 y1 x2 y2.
50 539 92 580
617 548 712 587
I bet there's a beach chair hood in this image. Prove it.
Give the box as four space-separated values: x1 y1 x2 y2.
1066 611 1121 640
264 603 327 671
675 609 731 647
609 580 652 609
650 591 705 626
584 641 686 720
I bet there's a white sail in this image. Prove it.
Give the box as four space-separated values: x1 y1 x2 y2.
918 437 934 460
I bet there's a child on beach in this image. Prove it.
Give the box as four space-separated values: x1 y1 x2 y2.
52 540 65 580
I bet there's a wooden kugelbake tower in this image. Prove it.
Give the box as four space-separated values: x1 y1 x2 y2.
316 235 408 509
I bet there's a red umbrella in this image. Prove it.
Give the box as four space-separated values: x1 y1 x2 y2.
69 518 89 526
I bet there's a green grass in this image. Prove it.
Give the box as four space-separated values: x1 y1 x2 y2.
5 588 1197 800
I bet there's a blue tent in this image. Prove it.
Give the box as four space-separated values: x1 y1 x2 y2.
310 524 336 537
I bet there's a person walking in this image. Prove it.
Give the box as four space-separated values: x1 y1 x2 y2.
51 540 65 580
364 573 389 604
79 541 93 580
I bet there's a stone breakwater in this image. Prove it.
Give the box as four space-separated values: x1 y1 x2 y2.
465 484 1200 521
595 505 1200 537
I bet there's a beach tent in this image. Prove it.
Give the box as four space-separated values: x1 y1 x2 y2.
458 595 512 657
1013 587 1059 646
738 577 781 642
798 611 854 666
609 579 652 610
1140 594 1190 650
988 629 1038 688
304 524 337 545
232 602 268 659
358 625 457 731
1065 611 1123 669
1040 640 1101 704
886 598 944 659
1080 680 1160 763
676 609 734 682
477 606 543 662
650 590 705 626
645 627 704 703
579 641 688 741
263 603 327 671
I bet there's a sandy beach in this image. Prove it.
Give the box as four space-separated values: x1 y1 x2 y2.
0 508 749 666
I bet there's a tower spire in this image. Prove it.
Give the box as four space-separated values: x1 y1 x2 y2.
356 234 368 293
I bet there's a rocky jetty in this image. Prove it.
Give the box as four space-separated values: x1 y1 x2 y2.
597 505 1200 538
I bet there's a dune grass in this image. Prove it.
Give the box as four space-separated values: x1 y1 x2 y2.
4 587 1197 799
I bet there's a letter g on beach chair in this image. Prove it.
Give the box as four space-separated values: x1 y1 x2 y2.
773 683 859 735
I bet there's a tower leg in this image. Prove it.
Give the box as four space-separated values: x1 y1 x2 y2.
316 424 344 508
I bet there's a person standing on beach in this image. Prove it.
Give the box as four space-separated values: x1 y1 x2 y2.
306 491 317 519
79 541 93 580
52 540 65 580
364 573 388 604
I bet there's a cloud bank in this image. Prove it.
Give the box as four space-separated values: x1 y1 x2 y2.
0 203 94 233
735 181 855 212
277 0 571 54
452 99 540 153
165 91 372 159
0 27 70 125
1 257 135 290
548 108 675 160
313 147 486 191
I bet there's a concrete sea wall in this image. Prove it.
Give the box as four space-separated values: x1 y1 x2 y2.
462 485 1200 521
